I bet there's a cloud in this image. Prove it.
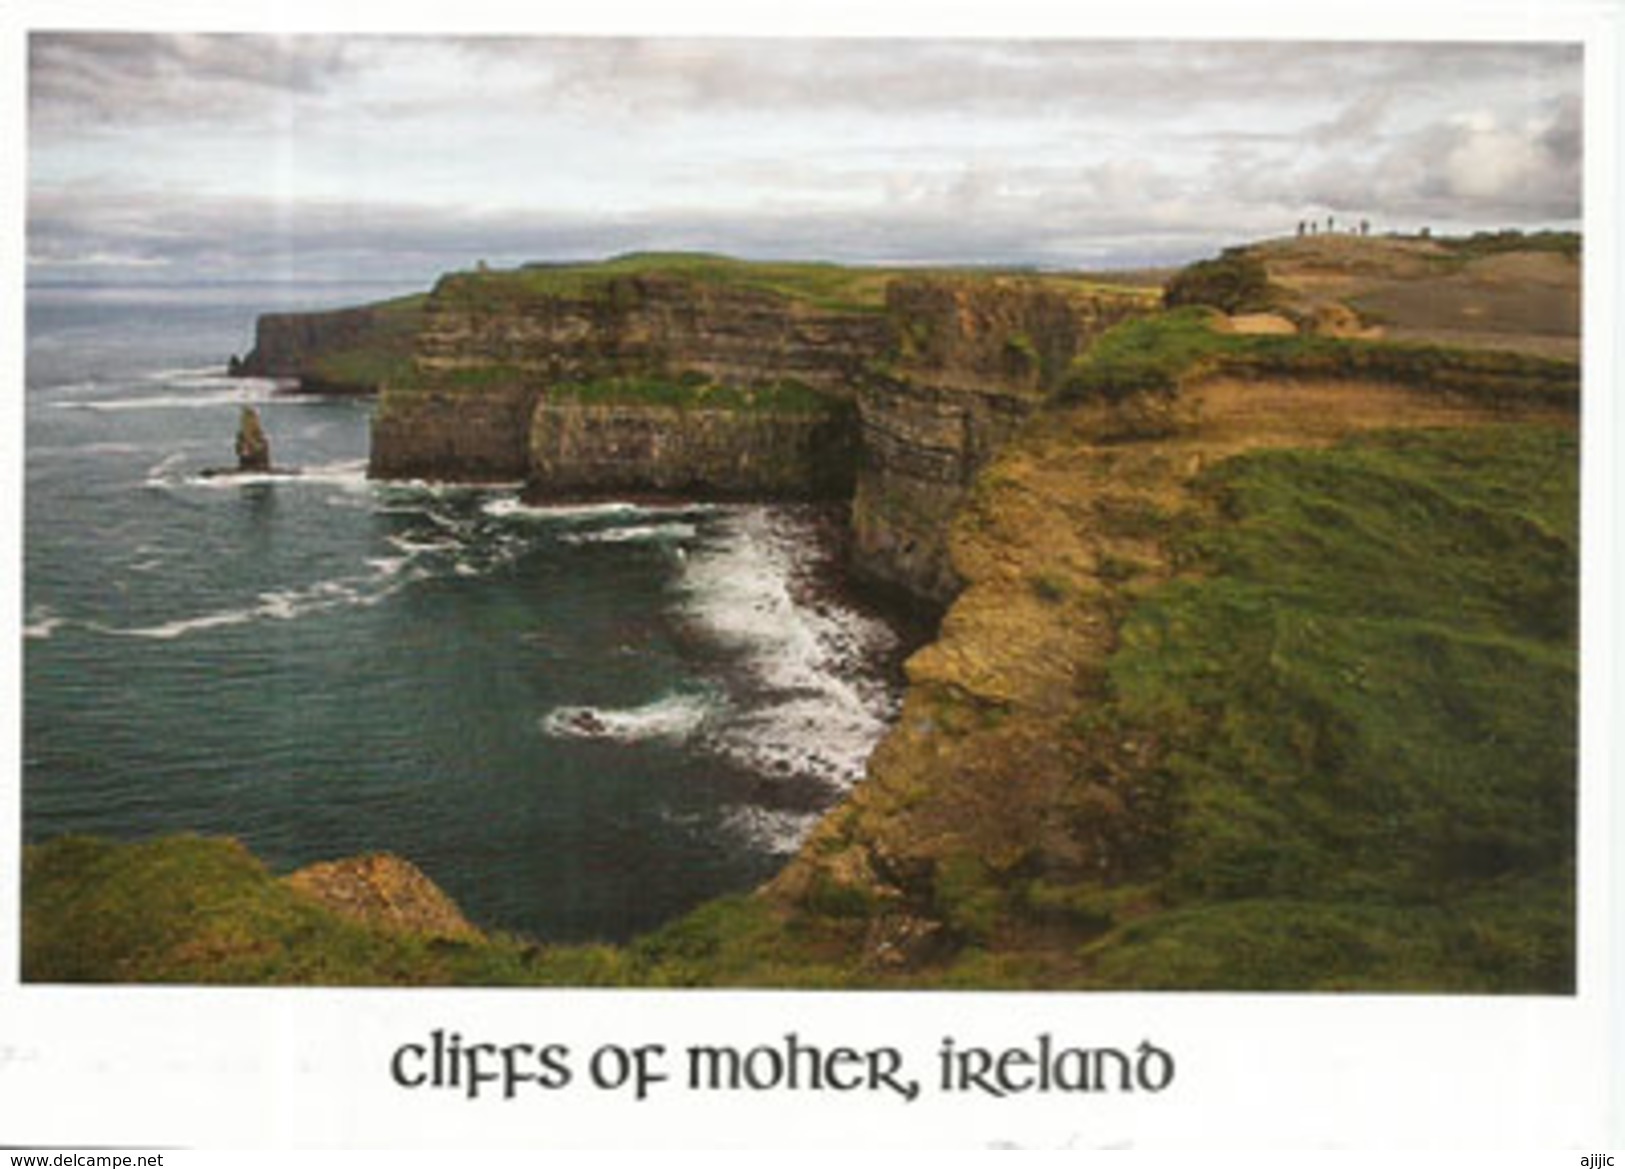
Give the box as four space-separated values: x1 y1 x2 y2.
28 168 1256 286
32 34 1582 129
25 35 1583 281
29 32 359 126
1316 90 1394 141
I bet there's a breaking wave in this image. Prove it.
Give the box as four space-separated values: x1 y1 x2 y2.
53 378 302 411
89 568 412 641
540 692 720 743
677 507 902 792
558 521 699 545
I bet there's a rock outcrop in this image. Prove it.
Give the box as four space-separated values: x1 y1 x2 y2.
200 405 300 478
284 853 482 941
234 406 271 471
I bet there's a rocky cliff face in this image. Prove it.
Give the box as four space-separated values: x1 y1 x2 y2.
372 266 889 489
371 381 537 482
370 263 1156 604
528 400 856 499
234 306 376 377
849 278 1155 603
416 271 889 395
231 295 423 394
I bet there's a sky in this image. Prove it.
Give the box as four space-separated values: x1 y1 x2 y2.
25 32 1585 285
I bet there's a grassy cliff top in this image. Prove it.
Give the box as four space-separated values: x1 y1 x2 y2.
1062 307 1580 407
433 252 1160 314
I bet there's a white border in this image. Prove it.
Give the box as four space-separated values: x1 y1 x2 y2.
2 0 1620 1151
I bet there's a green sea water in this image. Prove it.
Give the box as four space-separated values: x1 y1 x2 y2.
23 284 905 943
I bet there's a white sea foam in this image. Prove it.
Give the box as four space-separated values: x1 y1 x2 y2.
92 561 409 641
53 379 300 411
559 522 699 546
481 497 642 522
386 533 456 555
173 457 372 492
481 495 723 525
286 458 371 489
718 805 825 856
24 607 65 641
677 507 901 797
541 692 719 744
142 452 190 487
141 456 372 493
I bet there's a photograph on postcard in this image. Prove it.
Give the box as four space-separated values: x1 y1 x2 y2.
20 33 1582 994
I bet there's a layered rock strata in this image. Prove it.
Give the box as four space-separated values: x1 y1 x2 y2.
368 263 1155 603
849 278 1154 603
528 400 857 499
414 271 889 395
231 296 423 394
233 305 387 378
372 269 892 494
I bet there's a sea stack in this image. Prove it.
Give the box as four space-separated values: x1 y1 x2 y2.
235 405 271 472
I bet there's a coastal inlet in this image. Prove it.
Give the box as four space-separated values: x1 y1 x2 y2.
23 283 915 943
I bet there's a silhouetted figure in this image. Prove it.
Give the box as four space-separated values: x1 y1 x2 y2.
1360 220 1370 236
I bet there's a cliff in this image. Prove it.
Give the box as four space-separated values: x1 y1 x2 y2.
766 324 1578 985
851 277 1154 603
37 240 1573 991
231 293 425 394
364 254 1578 989
528 391 856 499
367 256 1157 600
369 258 892 488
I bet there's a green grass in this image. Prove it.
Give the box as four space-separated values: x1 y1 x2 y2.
1060 308 1579 405
1081 876 1574 991
1435 230 1581 262
21 834 541 985
415 363 532 391
433 253 1160 317
303 293 426 391
1091 426 1577 990
20 834 856 987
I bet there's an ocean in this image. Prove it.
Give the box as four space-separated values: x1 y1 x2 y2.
21 282 908 943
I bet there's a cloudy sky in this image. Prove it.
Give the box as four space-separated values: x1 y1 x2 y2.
26 33 1583 284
